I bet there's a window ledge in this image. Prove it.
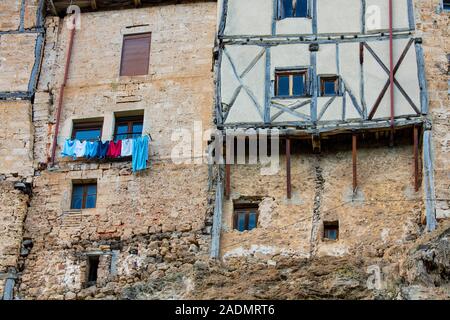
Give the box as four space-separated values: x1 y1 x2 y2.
273 95 311 100
277 17 312 21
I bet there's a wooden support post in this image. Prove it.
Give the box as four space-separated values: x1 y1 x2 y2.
90 0 97 10
286 137 292 199
352 133 357 193
414 126 419 192
225 163 231 200
134 0 142 8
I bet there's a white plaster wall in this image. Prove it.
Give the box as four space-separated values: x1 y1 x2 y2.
317 0 362 34
270 98 311 123
276 17 313 35
317 97 343 121
224 0 273 36
222 45 266 124
339 42 361 104
365 0 411 33
317 43 338 75
364 38 420 119
270 44 310 79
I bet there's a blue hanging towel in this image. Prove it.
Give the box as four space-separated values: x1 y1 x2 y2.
97 141 110 159
85 141 100 159
61 139 76 159
132 136 149 172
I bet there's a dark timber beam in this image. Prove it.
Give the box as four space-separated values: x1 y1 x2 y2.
90 0 97 10
48 0 58 16
352 133 358 193
414 126 419 192
286 137 292 199
134 0 142 7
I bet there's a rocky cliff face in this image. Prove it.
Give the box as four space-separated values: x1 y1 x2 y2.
116 221 449 300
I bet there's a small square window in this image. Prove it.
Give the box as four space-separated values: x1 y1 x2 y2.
72 121 103 141
278 0 308 19
71 182 97 210
443 1 450 11
114 115 144 141
275 70 308 97
323 221 339 240
233 205 259 232
120 33 152 76
320 76 340 96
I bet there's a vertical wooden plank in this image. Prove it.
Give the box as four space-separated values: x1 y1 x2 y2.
423 130 437 231
352 133 357 192
414 126 419 192
225 163 231 200
210 179 224 259
286 137 292 199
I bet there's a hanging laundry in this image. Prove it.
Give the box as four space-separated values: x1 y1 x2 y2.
107 140 122 158
74 140 87 158
132 136 149 172
97 141 110 159
61 139 77 159
85 141 99 159
121 139 133 157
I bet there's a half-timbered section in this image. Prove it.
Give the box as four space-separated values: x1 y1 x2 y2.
212 0 439 262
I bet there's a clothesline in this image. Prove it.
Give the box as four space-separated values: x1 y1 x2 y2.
61 136 150 172
56 133 153 143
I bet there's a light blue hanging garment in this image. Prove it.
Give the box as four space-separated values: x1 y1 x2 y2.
132 136 149 172
85 141 100 159
61 139 76 159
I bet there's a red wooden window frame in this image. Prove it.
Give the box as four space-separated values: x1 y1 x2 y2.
113 115 144 140
233 205 259 231
71 121 103 141
320 76 340 96
120 33 152 76
71 183 97 209
275 70 308 97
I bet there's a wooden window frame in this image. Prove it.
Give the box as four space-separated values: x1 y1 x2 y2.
114 115 144 140
319 75 340 97
233 205 259 231
120 32 152 77
71 183 97 210
278 0 310 20
323 221 339 240
275 69 309 98
71 121 103 141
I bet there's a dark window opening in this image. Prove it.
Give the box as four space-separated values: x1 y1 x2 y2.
114 115 144 141
279 0 308 19
323 221 339 240
275 70 308 97
72 121 103 141
71 182 97 210
444 1 450 11
320 76 340 96
233 205 259 232
87 255 99 286
120 33 152 76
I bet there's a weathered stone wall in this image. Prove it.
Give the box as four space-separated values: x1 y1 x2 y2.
17 2 217 299
0 181 29 274
221 141 423 264
0 101 34 177
414 0 450 220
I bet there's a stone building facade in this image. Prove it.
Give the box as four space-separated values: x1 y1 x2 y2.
0 0 448 300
